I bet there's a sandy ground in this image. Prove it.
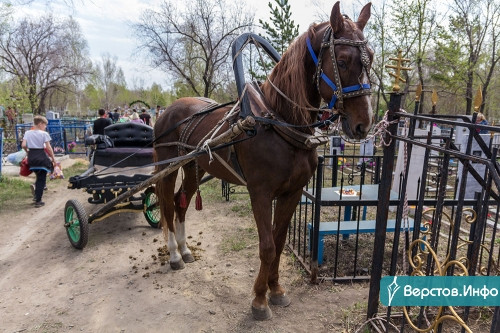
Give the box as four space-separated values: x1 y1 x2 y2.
0 158 369 333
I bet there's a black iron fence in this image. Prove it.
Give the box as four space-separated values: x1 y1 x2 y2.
288 91 500 331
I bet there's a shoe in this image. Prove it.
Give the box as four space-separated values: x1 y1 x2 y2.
34 201 45 208
44 186 48 191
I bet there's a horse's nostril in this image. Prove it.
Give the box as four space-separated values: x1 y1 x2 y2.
356 124 365 136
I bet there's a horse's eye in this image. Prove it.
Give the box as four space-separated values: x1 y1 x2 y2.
337 61 347 70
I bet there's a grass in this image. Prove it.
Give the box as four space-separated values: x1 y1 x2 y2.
61 160 88 178
198 178 258 254
0 158 88 212
341 301 369 332
220 226 258 254
0 176 33 211
199 178 227 202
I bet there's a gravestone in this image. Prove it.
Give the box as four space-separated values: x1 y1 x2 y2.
358 137 374 165
22 113 34 124
46 111 60 120
456 133 491 199
329 136 344 166
392 125 441 200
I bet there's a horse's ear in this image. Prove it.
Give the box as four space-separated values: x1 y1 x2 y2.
330 1 344 34
356 2 372 31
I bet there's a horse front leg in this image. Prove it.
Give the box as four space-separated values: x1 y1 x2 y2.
249 193 275 320
267 189 303 308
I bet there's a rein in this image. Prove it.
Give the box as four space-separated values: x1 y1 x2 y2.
306 26 371 111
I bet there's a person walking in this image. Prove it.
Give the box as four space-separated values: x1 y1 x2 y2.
130 111 144 124
112 108 120 123
93 108 112 135
139 108 151 126
6 106 15 126
21 115 56 208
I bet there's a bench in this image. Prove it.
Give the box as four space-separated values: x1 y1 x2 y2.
86 122 154 167
307 218 421 265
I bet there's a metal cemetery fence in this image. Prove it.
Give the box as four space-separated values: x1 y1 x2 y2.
287 87 500 331
12 119 91 155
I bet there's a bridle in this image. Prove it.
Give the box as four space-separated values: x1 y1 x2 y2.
306 25 372 113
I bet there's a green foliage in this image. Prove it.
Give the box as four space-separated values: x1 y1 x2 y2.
429 28 468 95
83 83 102 111
259 0 299 55
129 99 150 109
254 0 299 81
149 83 168 107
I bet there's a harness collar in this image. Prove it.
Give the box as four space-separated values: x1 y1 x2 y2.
306 26 371 111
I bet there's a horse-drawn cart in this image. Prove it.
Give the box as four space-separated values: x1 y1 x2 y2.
64 122 160 249
64 117 255 249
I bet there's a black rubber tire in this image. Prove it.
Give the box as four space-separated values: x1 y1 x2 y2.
143 186 160 228
64 199 89 249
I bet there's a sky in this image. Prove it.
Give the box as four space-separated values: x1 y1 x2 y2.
13 0 359 90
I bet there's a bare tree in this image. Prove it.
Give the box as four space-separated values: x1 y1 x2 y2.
96 53 126 110
365 0 391 120
0 15 92 114
477 2 500 116
434 0 499 114
132 0 253 98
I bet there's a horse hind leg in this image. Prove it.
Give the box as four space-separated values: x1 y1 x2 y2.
156 169 186 270
172 162 206 266
173 215 194 264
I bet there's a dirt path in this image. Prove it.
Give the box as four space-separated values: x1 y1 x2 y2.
0 163 368 332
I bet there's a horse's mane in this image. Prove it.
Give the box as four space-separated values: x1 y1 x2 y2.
261 23 328 126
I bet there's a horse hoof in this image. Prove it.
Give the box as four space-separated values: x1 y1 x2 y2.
170 260 185 270
252 305 272 321
182 253 195 263
269 293 291 307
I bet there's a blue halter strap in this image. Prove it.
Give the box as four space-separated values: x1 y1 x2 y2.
306 27 371 110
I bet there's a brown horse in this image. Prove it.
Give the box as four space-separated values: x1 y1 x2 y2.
153 1 373 320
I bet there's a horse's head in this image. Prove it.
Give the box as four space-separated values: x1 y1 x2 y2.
308 2 373 139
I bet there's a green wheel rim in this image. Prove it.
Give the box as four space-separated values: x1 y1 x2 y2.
144 190 160 225
66 205 81 243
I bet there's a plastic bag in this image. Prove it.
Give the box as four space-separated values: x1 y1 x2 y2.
49 162 64 180
7 150 27 166
19 157 32 176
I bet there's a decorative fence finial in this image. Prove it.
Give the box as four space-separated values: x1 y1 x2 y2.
415 84 422 102
386 50 412 92
474 86 483 112
432 90 438 106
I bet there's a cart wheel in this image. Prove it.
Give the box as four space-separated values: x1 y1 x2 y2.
143 187 160 228
64 200 89 249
